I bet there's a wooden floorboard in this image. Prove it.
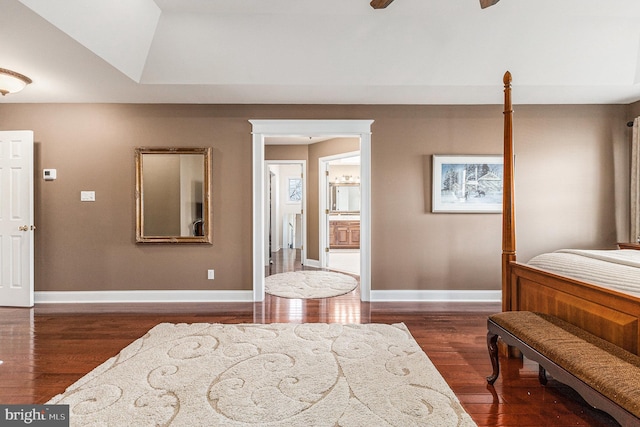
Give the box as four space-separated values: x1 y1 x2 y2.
0 249 621 426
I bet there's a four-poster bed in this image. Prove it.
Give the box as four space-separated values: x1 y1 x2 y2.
500 71 640 356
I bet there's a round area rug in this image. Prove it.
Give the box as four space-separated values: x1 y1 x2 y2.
265 271 358 299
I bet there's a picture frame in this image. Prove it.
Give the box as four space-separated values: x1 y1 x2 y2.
432 155 503 213
287 177 303 202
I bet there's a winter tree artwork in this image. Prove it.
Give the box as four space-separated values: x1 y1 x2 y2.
432 155 503 212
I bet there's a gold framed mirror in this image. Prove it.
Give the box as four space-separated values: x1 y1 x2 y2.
135 147 212 243
329 183 360 214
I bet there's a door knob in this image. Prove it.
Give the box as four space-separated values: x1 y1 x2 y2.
18 225 28 231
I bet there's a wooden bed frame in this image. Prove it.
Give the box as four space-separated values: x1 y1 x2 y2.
501 71 640 356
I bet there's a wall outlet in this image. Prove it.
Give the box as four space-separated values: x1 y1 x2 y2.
207 269 215 280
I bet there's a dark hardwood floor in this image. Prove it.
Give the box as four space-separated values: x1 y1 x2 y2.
0 249 619 426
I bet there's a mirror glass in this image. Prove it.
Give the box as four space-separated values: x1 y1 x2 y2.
330 183 360 213
136 147 212 243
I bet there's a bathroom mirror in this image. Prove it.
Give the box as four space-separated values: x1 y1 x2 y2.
330 183 360 213
135 147 212 243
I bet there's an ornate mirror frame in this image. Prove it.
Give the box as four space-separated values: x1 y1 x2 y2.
135 147 212 244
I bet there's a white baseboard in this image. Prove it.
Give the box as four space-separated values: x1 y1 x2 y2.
34 289 500 304
35 290 254 304
369 290 501 302
304 259 321 268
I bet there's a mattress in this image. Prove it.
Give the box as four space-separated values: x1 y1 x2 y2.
526 249 640 297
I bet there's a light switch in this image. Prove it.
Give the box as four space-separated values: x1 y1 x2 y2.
43 169 57 181
80 191 95 202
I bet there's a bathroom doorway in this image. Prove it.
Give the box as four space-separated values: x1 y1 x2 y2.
320 152 361 276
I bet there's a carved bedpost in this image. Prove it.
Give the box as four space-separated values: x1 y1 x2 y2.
502 71 516 312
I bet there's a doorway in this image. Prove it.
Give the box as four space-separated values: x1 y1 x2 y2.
320 151 361 276
265 160 306 273
250 120 373 302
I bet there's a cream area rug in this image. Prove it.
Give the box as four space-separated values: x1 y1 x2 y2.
265 271 358 299
48 323 476 427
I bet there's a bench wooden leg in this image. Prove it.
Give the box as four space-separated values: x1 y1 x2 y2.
538 365 547 385
487 331 500 385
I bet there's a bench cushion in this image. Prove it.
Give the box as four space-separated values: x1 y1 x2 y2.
490 311 640 418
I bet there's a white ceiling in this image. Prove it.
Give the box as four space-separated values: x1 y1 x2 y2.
2 0 640 105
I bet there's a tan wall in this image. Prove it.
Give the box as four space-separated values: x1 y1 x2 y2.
0 103 630 293
629 101 640 119
265 145 308 162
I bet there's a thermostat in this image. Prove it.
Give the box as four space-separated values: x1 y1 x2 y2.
43 169 57 181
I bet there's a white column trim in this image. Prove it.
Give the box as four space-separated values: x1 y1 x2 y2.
631 118 640 243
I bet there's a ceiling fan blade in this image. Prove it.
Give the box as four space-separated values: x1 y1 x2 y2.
370 0 395 9
479 0 500 8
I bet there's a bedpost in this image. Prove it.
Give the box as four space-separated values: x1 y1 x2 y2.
502 71 516 312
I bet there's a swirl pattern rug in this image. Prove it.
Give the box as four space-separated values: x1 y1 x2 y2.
47 323 476 427
265 271 358 299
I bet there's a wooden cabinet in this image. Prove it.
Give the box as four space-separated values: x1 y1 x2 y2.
618 242 640 250
329 220 360 249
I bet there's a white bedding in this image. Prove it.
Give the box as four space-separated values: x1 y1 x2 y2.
526 249 640 297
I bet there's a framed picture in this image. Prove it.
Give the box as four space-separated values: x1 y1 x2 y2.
287 177 302 202
432 155 503 213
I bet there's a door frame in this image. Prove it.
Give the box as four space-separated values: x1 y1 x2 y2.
250 120 373 302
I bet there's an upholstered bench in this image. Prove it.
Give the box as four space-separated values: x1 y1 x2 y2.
486 311 640 426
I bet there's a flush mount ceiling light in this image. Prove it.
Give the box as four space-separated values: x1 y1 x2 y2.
370 0 394 8
479 0 500 8
372 0 500 9
0 68 32 96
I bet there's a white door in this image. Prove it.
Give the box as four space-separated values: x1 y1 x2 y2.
0 131 34 307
